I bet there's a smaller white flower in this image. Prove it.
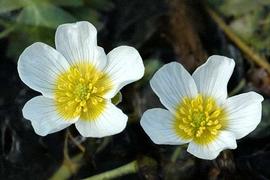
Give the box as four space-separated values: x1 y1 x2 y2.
140 55 263 160
18 21 144 137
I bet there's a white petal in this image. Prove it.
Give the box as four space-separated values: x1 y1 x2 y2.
103 46 144 98
75 101 128 137
140 108 190 145
224 92 263 139
192 55 235 104
22 96 78 136
18 42 70 98
55 21 107 70
150 62 197 112
187 131 237 160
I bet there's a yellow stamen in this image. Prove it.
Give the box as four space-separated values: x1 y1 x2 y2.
54 63 112 121
173 95 227 145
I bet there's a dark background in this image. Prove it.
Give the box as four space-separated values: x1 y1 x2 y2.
1 0 270 179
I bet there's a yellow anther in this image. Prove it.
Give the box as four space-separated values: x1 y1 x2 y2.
68 75 73 81
180 108 186 114
54 63 112 120
188 131 193 136
206 103 213 111
212 110 221 117
75 106 82 113
100 87 105 92
92 98 98 105
190 123 196 127
182 98 188 105
80 100 86 107
182 118 189 123
73 111 79 117
88 83 93 89
83 107 88 112
68 101 75 106
75 97 81 102
197 95 203 104
196 131 202 137
97 97 103 102
207 120 213 126
57 85 65 90
86 93 91 99
57 97 66 102
92 75 99 82
73 68 79 75
210 129 218 135
173 94 227 145
86 73 91 80
92 87 98 93
215 124 222 129
178 125 185 129
200 126 206 130
79 78 85 83
68 84 73 90
191 100 195 107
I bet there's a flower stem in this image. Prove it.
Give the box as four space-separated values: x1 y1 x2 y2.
82 160 139 180
171 147 182 163
49 153 84 180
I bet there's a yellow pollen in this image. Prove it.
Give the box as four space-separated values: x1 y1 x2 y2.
54 63 112 121
173 95 227 145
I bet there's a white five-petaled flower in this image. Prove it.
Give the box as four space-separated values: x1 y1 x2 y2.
18 21 144 137
140 55 263 160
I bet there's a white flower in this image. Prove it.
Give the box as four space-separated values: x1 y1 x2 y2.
18 21 144 137
140 55 263 160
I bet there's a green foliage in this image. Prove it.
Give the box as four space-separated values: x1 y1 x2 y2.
209 0 270 56
48 0 83 7
17 3 76 29
0 0 113 60
0 0 26 14
112 92 123 105
140 59 163 85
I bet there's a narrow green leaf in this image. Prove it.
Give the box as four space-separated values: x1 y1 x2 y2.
0 0 26 14
112 92 122 105
0 25 16 39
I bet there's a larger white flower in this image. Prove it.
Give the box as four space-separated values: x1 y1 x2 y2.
140 55 263 160
18 21 144 137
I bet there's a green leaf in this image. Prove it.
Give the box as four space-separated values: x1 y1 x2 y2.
219 0 261 17
0 24 16 39
140 59 163 85
112 92 122 105
0 0 26 14
7 25 55 59
17 3 76 29
48 0 83 7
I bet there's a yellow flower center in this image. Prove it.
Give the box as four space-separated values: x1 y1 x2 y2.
54 63 112 121
173 95 227 145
